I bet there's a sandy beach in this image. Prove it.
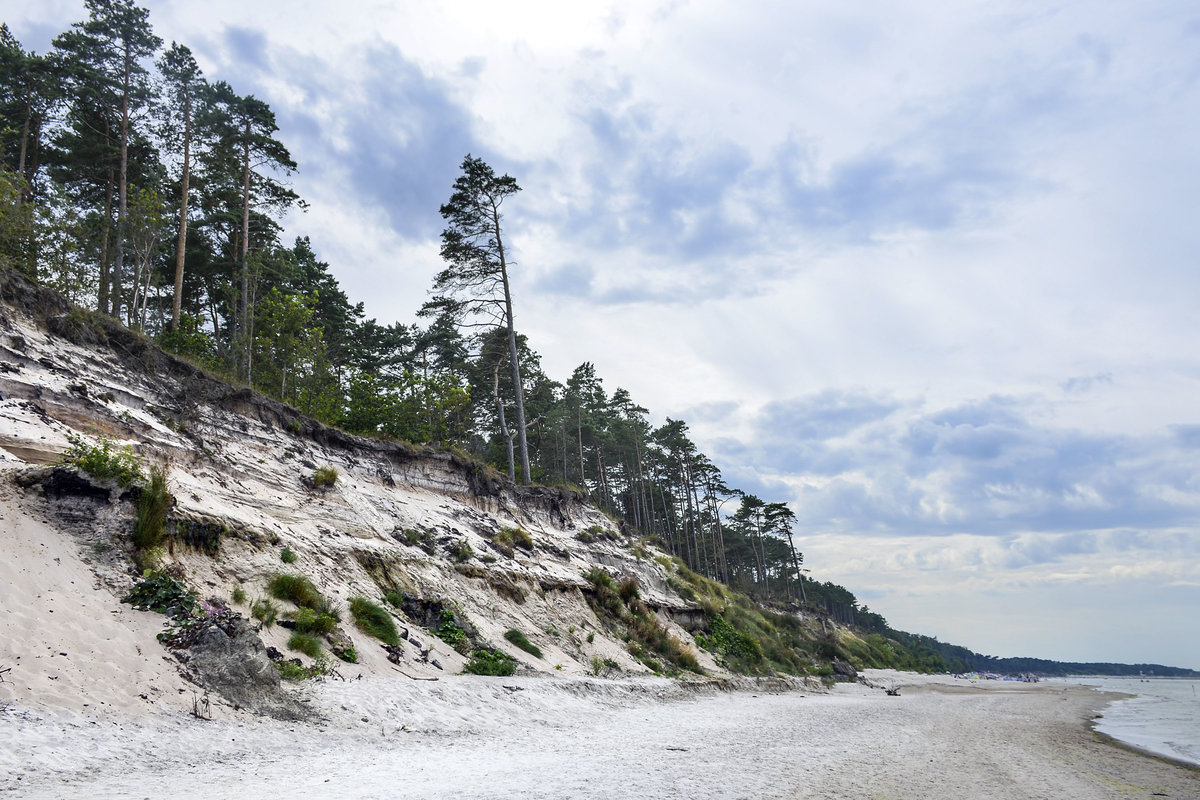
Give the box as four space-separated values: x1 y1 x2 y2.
2 670 1197 800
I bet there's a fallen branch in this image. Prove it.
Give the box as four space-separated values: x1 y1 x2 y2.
391 666 439 681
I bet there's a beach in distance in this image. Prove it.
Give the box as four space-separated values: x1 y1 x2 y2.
2 669 1198 800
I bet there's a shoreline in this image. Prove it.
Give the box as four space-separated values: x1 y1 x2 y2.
3 671 1199 799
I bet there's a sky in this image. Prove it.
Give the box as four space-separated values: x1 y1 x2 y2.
8 0 1200 670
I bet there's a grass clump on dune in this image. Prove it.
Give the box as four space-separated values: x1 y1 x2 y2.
267 573 326 610
463 648 516 676
312 465 338 488
288 632 323 658
131 465 173 569
348 596 400 645
503 628 543 659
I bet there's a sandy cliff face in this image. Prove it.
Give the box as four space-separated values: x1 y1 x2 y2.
0 270 717 716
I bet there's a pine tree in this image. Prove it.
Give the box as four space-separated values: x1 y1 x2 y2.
423 155 532 484
157 42 204 331
53 0 161 318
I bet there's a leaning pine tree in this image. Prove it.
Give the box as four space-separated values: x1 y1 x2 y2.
422 155 531 484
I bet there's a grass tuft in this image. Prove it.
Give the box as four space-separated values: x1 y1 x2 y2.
348 596 400 645
287 632 323 658
132 465 172 570
503 628 543 659
267 573 325 609
251 598 279 627
312 465 338 488
463 648 516 676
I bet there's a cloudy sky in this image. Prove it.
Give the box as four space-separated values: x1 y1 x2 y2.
11 0 1200 669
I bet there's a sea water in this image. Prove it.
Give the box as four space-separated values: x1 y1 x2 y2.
1079 677 1200 768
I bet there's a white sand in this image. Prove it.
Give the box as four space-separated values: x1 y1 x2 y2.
3 671 1198 799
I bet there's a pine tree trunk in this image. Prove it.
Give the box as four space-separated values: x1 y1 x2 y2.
171 83 191 331
489 200 530 483
494 362 515 480
240 124 251 382
114 45 132 323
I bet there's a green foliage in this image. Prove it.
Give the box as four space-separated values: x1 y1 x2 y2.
617 577 640 603
399 528 435 554
582 566 701 675
287 632 323 658
503 628 543 659
251 598 279 627
290 606 338 635
280 547 297 564
275 654 334 681
704 613 764 664
334 647 357 663
231 586 247 605
0 168 35 276
312 465 338 488
590 656 620 676
447 539 473 563
60 433 144 487
435 609 467 649
122 570 199 617
341 368 471 446
463 648 516 676
132 465 172 570
499 526 533 551
275 660 310 681
487 526 533 559
583 567 617 591
382 589 405 608
158 313 221 372
266 573 331 613
348 596 400 645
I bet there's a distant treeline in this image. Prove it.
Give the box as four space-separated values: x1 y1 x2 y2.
876 631 1200 677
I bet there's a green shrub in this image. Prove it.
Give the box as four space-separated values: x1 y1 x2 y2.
706 614 764 663
291 606 338 635
447 540 473 563
583 567 616 591
312 465 338 488
618 577 640 603
231 586 247 605
435 609 467 648
590 656 620 676
463 648 516 676
280 547 298 564
132 465 172 569
275 660 310 680
122 570 199 617
335 647 357 663
275 654 333 680
382 590 405 608
251 598 279 627
399 528 436 553
503 628 543 659
348 596 400 645
288 632 323 658
495 526 533 555
267 573 325 610
59 433 144 487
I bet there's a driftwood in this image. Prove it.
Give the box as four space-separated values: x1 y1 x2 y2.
391 666 439 681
